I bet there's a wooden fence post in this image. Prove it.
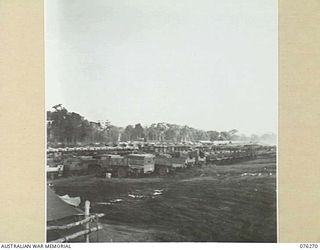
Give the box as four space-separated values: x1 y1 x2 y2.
85 200 90 243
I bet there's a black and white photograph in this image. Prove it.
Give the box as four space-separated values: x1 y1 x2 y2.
45 0 277 243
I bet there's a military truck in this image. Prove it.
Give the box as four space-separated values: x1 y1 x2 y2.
94 154 129 178
46 157 64 180
126 154 155 177
62 156 98 177
154 154 174 175
154 152 198 176
205 145 257 165
94 153 156 178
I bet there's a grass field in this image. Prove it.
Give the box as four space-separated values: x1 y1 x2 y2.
52 155 277 242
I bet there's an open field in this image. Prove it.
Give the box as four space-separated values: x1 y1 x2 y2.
51 155 277 242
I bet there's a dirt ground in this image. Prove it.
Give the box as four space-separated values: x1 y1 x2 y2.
51 155 277 242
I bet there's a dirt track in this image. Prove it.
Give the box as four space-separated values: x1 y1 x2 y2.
51 155 277 242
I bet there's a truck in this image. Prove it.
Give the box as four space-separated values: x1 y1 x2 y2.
46 157 64 180
46 164 64 180
94 154 129 178
205 145 257 165
62 156 99 177
127 154 155 176
154 152 198 176
94 153 156 178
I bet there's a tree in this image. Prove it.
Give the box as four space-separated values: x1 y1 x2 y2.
220 131 230 140
250 134 259 143
134 123 144 140
105 125 120 143
207 131 220 141
47 104 267 146
122 125 134 141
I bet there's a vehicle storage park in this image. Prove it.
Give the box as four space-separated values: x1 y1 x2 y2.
47 141 277 242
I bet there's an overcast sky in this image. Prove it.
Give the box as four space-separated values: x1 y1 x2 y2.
45 0 277 135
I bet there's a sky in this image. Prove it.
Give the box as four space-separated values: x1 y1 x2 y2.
45 0 277 135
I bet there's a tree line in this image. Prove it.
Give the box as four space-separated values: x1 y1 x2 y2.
47 105 276 146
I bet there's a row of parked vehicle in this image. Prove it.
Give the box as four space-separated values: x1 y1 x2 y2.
47 151 198 179
46 145 276 180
